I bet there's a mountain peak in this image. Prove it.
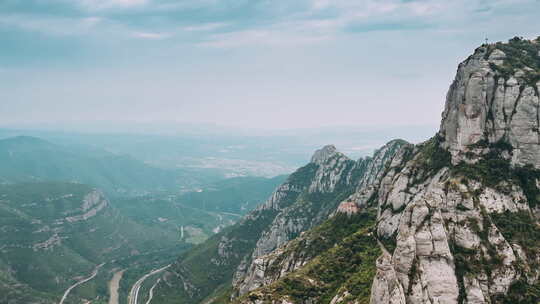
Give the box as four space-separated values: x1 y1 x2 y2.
310 144 339 165
439 37 540 167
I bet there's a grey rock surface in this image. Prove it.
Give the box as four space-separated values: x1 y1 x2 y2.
440 46 540 168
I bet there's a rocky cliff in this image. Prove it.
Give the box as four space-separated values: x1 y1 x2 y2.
156 37 540 304
370 37 540 304
441 37 540 169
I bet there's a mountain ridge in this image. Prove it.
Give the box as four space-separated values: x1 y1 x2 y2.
0 135 220 195
152 37 540 304
234 37 540 304
152 139 407 303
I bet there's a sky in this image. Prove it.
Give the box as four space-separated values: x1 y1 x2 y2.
1 0 539 132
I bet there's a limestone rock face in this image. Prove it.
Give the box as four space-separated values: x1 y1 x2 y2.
232 147 357 296
310 145 339 165
65 190 108 222
370 251 407 304
371 40 540 304
371 142 538 304
440 44 540 168
349 140 410 209
250 148 355 260
233 140 407 297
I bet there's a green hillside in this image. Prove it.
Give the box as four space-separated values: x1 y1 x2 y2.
0 182 183 304
0 175 287 303
236 210 380 304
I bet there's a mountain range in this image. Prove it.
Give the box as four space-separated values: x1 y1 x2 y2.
150 37 540 304
0 135 223 195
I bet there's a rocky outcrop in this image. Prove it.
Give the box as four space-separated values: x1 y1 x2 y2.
32 233 62 251
372 142 539 303
229 38 540 304
347 139 410 209
232 140 406 297
310 145 340 165
250 147 356 259
335 201 359 215
231 148 358 296
65 191 108 222
440 39 540 169
308 145 355 194
371 38 540 304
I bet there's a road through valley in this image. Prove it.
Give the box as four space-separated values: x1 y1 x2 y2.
128 265 170 304
59 263 105 304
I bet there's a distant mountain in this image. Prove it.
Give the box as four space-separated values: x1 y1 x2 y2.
0 182 182 304
0 136 222 195
0 125 435 177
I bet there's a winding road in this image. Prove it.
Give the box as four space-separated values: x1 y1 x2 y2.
128 265 170 304
59 263 105 304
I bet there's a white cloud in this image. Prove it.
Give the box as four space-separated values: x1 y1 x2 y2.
80 0 148 9
132 31 171 39
0 14 103 36
4 0 540 49
198 28 331 48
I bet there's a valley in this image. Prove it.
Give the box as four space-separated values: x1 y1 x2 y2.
0 137 287 304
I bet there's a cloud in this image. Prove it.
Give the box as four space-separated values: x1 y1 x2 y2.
2 0 540 59
190 0 449 48
79 0 148 10
0 14 102 36
198 28 331 48
132 31 171 39
2 0 540 132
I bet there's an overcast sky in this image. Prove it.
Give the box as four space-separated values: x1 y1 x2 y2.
1 0 539 131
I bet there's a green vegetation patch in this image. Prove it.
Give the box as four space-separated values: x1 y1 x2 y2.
452 151 540 208
495 278 540 304
487 36 540 86
491 210 540 267
240 210 380 304
402 135 452 189
265 211 378 279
